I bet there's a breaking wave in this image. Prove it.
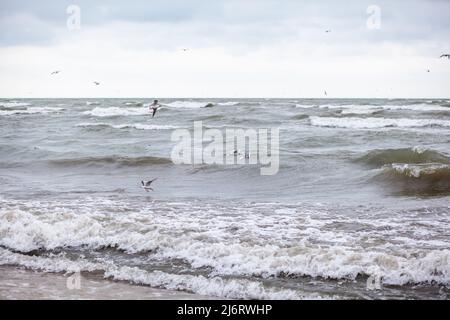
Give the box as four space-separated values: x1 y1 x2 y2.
165 101 212 109
76 122 179 130
48 155 173 167
356 147 450 168
309 116 450 129
0 249 315 299
1 198 449 291
357 148 450 195
0 107 64 116
0 101 32 108
375 163 450 195
319 104 449 113
83 107 149 117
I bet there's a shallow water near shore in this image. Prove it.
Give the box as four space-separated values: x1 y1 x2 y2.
0 98 449 299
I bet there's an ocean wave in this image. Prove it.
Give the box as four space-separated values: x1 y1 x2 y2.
356 147 450 168
309 116 450 129
295 104 317 109
1 199 449 287
76 122 179 130
374 163 450 195
124 101 144 106
48 155 173 167
0 249 317 299
217 101 240 106
382 104 449 112
166 101 211 109
0 101 31 108
389 163 450 178
83 107 150 117
319 104 449 112
291 114 309 120
86 101 101 106
340 106 383 115
0 107 64 116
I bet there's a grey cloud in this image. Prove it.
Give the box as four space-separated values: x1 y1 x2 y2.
0 0 449 51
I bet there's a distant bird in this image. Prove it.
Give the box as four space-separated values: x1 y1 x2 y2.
325 30 331 33
440 54 450 59
50 71 60 75
182 48 189 52
324 90 328 96
141 178 157 192
427 69 430 73
93 81 100 86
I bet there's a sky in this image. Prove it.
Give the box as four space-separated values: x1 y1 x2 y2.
0 0 449 98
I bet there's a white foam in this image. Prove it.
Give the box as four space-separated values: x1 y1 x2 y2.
319 104 449 112
0 248 318 299
1 198 449 287
83 107 150 117
76 123 178 130
217 102 239 106
310 116 450 129
0 107 64 116
295 104 317 109
166 101 210 109
0 101 31 108
341 106 382 115
389 163 450 178
383 104 449 112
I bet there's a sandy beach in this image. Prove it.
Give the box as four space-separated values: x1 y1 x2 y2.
0 266 215 300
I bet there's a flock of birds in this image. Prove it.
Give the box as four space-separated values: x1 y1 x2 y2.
50 70 100 86
49 35 450 192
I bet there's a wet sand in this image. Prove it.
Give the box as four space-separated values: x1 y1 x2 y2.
0 266 216 300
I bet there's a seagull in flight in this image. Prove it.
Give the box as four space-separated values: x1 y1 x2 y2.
325 30 331 33
51 71 60 75
440 54 450 59
93 81 100 86
141 178 157 192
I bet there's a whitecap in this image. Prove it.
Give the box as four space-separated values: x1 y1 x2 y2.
309 116 450 129
76 122 178 130
165 101 211 109
83 107 149 117
0 107 64 116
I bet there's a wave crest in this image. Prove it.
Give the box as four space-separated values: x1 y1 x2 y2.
356 148 450 168
49 155 173 167
310 116 450 129
76 122 178 130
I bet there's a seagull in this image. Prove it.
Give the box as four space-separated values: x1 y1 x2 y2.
325 30 331 33
141 178 157 192
51 71 60 75
182 48 189 52
427 69 430 73
324 90 328 96
440 54 450 59
93 81 100 86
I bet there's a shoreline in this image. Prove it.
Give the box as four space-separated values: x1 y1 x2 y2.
0 266 216 300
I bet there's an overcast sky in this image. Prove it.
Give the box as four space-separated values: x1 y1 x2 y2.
0 0 449 98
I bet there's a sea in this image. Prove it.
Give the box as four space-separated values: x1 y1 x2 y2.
0 98 449 299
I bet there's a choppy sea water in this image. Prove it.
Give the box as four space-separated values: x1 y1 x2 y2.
0 98 449 299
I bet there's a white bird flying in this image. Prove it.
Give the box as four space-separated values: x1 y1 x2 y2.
141 178 157 192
